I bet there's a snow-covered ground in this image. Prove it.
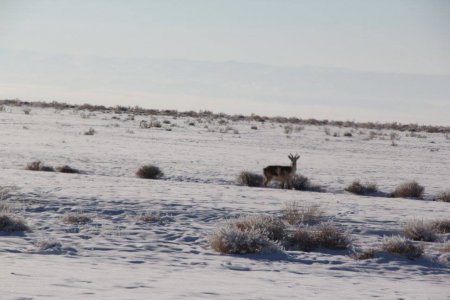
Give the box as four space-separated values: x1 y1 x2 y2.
1 105 449 299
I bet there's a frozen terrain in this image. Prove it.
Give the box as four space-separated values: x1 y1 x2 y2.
0 105 449 299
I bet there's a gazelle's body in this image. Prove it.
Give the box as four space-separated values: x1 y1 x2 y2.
263 154 300 188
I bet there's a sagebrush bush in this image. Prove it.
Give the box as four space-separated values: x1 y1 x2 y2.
382 236 423 259
210 226 273 254
0 213 30 232
284 224 351 252
435 190 450 202
290 175 323 192
430 219 450 234
233 214 286 241
282 201 323 225
209 214 285 254
402 219 438 242
56 165 81 174
237 171 264 187
345 181 378 195
136 165 163 179
284 228 319 252
389 181 424 199
62 213 92 225
26 161 54 172
315 224 352 249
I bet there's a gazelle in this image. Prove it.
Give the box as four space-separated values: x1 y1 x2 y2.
263 153 300 188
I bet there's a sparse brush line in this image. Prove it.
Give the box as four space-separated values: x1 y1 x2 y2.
2 99 449 133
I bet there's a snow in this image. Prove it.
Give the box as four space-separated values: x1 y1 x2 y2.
1 105 449 299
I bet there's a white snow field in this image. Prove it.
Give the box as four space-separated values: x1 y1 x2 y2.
1 105 449 299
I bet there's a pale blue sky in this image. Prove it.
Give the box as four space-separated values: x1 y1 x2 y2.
1 0 449 124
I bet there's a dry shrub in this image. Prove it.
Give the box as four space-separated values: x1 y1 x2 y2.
430 219 450 234
345 181 378 195
0 213 30 232
237 171 264 187
136 165 163 179
284 228 319 252
315 224 352 249
62 213 92 225
282 201 323 225
233 214 286 241
291 175 323 192
210 226 273 254
389 181 424 199
284 224 351 252
139 213 161 223
56 165 81 174
402 219 438 242
84 128 96 135
381 236 423 259
352 248 377 260
209 214 285 254
284 125 293 134
36 239 63 253
26 161 54 172
435 190 450 202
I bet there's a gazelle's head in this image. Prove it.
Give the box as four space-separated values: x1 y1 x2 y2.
288 153 300 166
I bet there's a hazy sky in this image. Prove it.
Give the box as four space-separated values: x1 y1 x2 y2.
1 0 449 124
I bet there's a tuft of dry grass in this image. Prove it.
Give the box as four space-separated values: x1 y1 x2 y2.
281 201 323 225
381 236 423 259
402 219 438 242
345 181 378 195
284 224 351 252
36 239 63 252
26 161 54 172
389 181 424 199
136 165 163 179
56 165 81 174
232 214 286 241
352 248 377 260
237 171 264 187
0 213 30 232
435 190 450 202
430 219 450 234
315 224 352 249
210 226 273 254
284 227 318 251
62 213 92 225
84 128 96 135
138 212 162 223
290 175 323 192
